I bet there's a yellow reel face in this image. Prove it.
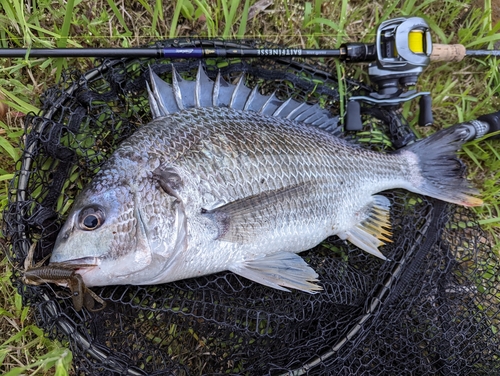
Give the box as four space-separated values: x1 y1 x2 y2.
408 30 425 54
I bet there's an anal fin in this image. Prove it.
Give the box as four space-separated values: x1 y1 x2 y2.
339 195 392 260
229 252 322 293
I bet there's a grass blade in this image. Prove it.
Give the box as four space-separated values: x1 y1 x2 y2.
57 0 74 48
105 0 132 36
237 0 250 38
222 0 241 38
170 0 185 38
0 136 19 161
0 89 39 114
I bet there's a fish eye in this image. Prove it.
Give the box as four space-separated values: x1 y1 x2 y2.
78 206 105 231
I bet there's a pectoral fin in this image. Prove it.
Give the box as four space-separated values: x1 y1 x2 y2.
338 195 392 260
229 252 322 293
202 183 311 243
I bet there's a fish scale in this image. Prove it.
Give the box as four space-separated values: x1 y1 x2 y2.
50 64 482 293
129 109 404 241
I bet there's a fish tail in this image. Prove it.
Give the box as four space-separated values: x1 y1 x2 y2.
401 125 482 207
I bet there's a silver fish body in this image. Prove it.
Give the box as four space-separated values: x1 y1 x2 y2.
50 65 481 293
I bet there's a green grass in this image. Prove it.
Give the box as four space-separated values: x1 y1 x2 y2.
0 0 499 374
1 247 73 375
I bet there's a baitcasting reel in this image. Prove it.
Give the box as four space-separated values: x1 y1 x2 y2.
344 17 435 132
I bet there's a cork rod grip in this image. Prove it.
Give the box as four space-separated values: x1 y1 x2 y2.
430 44 466 62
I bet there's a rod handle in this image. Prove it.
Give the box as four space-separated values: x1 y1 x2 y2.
430 44 466 62
478 111 500 139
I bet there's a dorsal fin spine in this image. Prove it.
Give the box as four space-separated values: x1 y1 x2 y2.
273 98 293 117
146 80 162 118
213 72 222 107
146 64 339 133
194 63 202 108
171 65 184 111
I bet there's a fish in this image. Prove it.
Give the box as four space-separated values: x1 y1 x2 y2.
49 63 482 293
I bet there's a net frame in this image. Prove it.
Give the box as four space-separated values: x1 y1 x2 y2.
3 38 499 375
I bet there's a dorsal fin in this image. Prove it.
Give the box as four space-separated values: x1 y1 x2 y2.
147 69 178 116
147 63 339 132
213 72 233 107
195 65 213 108
243 86 268 112
229 75 252 109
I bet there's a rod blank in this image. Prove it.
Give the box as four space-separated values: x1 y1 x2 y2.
0 45 497 60
0 47 342 59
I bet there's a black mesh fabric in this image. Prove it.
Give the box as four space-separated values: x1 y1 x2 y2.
3 39 499 375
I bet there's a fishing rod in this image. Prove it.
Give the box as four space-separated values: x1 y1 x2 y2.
1 41 498 60
1 17 498 133
1 46 345 59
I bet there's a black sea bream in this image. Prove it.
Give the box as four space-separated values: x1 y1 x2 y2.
50 64 482 293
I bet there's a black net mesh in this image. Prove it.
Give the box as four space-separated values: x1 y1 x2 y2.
3 39 500 375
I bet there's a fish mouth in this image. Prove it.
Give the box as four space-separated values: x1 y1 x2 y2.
51 256 99 270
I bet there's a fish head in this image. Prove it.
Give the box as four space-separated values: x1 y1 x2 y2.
50 181 175 287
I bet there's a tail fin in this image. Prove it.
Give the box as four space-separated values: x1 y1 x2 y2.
401 125 482 207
